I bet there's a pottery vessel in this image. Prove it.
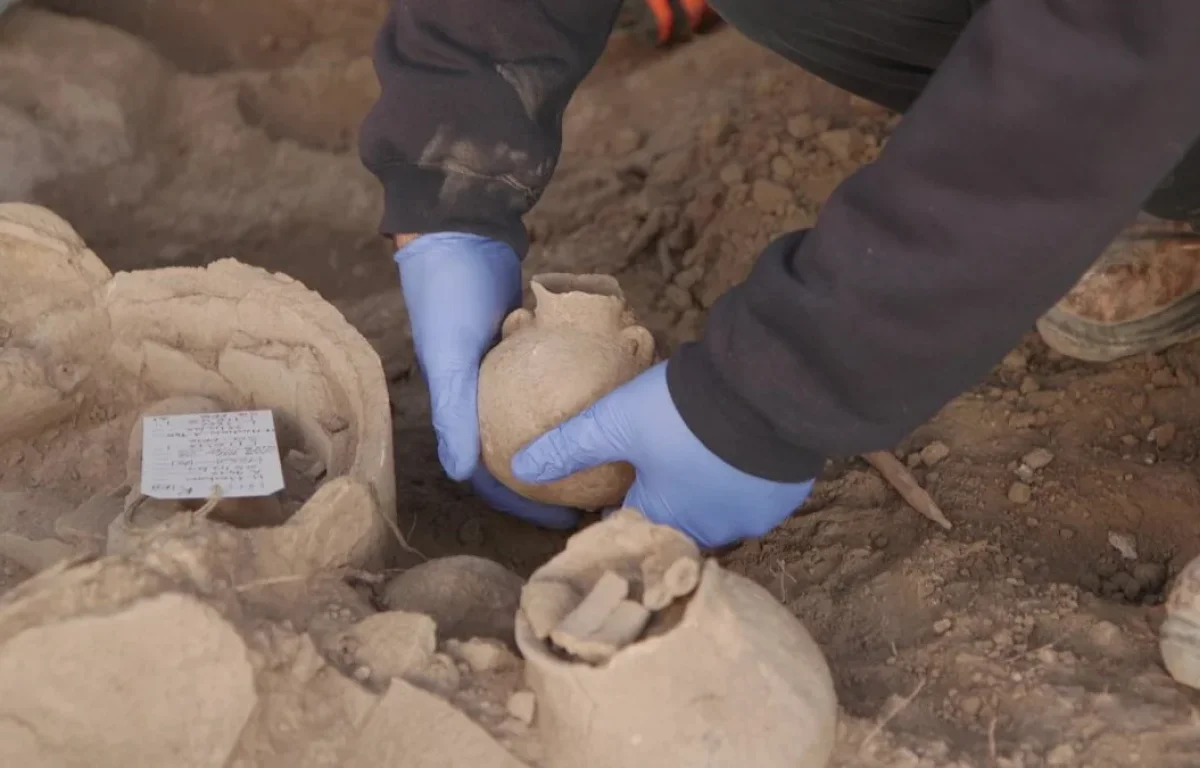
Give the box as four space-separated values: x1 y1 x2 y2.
1161 552 1200 689
515 510 839 768
477 273 655 509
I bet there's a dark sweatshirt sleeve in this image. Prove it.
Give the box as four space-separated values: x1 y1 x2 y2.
668 0 1200 483
359 0 622 256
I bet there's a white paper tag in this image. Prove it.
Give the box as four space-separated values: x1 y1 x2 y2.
140 410 285 500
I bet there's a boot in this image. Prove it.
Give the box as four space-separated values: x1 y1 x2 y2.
1036 214 1200 362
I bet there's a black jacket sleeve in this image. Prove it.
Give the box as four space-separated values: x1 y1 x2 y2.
669 0 1200 482
359 0 622 256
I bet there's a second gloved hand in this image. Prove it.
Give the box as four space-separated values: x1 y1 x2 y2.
396 232 577 529
509 361 814 548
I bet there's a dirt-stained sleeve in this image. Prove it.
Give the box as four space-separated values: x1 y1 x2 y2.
359 0 622 256
667 0 1200 483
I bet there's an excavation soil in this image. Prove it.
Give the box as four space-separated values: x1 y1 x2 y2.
5 2 1200 764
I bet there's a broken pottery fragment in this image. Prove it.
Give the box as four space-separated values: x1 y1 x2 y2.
1161 552 1200 689
478 273 656 509
382 555 525 646
516 509 838 768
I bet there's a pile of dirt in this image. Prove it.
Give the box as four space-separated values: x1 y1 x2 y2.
4 2 1200 764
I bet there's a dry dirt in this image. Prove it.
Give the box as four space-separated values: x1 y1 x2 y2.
4 1 1200 765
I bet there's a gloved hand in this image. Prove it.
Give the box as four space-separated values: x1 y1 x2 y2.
510 361 814 548
395 232 577 529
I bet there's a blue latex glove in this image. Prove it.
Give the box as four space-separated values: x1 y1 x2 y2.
396 233 577 529
510 361 814 548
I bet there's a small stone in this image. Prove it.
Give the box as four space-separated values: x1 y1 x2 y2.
718 163 745 186
1025 516 1039 527
769 155 794 181
609 128 644 155
817 129 854 161
933 618 952 634
1059 527 1075 540
1148 422 1177 448
664 284 693 311
1150 369 1177 388
1019 375 1040 394
1021 448 1055 470
699 113 733 145
751 179 793 209
446 638 515 673
958 696 982 716
1046 744 1077 766
991 629 1013 648
1007 482 1032 504
353 665 372 681
786 114 815 139
506 691 536 725
1120 434 1139 447
1014 464 1035 483
919 441 951 467
1107 531 1138 560
1000 349 1028 371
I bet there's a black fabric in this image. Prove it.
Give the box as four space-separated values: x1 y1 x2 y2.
361 0 1200 482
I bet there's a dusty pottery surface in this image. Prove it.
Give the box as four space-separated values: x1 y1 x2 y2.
478 273 656 509
516 509 839 768
1161 552 1200 689
0 202 396 574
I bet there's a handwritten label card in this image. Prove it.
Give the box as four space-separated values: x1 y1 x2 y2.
140 410 285 500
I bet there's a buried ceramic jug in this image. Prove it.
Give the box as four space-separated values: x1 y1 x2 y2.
477 273 656 509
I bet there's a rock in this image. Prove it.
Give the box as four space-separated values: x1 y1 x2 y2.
346 677 526 768
1019 375 1040 394
769 155 794 181
1007 482 1032 504
1000 349 1028 371
506 690 536 725
1021 448 1055 470
477 273 655 508
750 179 793 210
446 638 516 673
1046 744 1077 766
382 556 525 646
1149 422 1177 448
785 114 816 140
817 129 855 161
338 611 437 681
718 163 745 186
919 441 950 467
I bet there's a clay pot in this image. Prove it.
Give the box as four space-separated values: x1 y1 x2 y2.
515 510 839 768
478 273 656 509
1161 552 1200 689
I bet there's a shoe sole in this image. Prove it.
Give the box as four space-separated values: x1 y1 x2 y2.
1036 292 1200 362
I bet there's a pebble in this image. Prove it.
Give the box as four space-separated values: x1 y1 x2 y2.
958 696 982 716
447 638 515 673
769 154 794 181
506 691 536 725
1150 369 1177 388
699 113 733 145
919 441 951 466
609 128 644 155
1148 422 1177 448
1046 744 1077 766
785 114 816 139
718 163 745 186
1008 482 1032 504
817 129 854 161
751 179 793 209
1000 349 1028 371
1107 531 1138 560
933 618 953 634
1019 375 1040 394
1014 464 1035 483
1021 448 1055 470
